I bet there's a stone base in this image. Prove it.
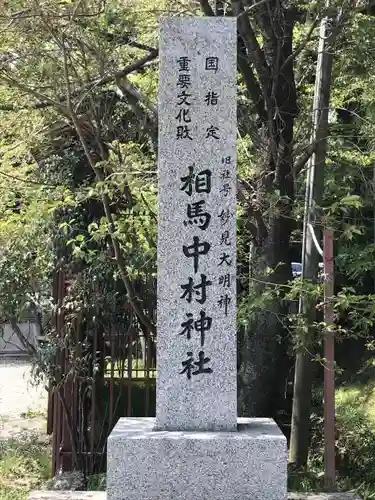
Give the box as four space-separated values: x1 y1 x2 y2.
27 492 362 500
107 417 287 500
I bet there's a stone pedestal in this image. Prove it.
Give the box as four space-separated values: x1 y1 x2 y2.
107 417 287 500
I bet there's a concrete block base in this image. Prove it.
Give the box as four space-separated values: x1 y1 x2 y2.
27 491 362 500
107 417 287 500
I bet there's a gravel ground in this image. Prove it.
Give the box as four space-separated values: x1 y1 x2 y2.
0 357 47 419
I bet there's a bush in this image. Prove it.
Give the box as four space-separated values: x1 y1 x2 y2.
289 385 375 498
335 397 375 489
0 430 51 500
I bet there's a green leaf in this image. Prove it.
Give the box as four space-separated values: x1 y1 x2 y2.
340 195 363 209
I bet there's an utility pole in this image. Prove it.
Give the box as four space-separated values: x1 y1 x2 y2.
373 165 375 290
289 0 337 473
323 228 335 489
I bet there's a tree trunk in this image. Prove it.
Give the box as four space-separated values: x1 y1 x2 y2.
238 209 293 416
238 3 297 417
198 0 298 417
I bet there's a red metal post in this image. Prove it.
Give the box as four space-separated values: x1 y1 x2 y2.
323 229 335 489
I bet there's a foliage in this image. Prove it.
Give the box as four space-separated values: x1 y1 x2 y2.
43 471 85 491
0 0 162 474
288 377 375 499
0 141 56 323
0 430 51 500
86 474 106 491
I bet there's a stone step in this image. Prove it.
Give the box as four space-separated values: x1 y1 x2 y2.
28 493 105 500
28 492 361 500
289 494 360 499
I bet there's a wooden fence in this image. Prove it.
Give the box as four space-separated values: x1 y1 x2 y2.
48 267 156 475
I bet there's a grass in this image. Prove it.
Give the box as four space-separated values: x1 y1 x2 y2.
20 409 46 420
336 381 375 429
0 430 51 500
87 473 106 491
104 359 156 379
289 377 375 499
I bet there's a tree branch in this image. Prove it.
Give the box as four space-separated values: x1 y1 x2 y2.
62 37 156 337
0 4 105 22
200 0 268 123
237 181 258 242
233 0 270 81
238 52 267 123
115 80 158 153
294 142 317 175
199 0 215 16
238 179 268 241
124 40 158 52
280 16 320 74
90 50 158 89
0 169 58 187
117 77 157 117
0 51 158 112
92 28 158 52
232 0 272 112
0 73 70 116
237 0 270 19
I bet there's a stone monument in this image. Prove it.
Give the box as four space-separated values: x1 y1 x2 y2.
107 16 287 500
